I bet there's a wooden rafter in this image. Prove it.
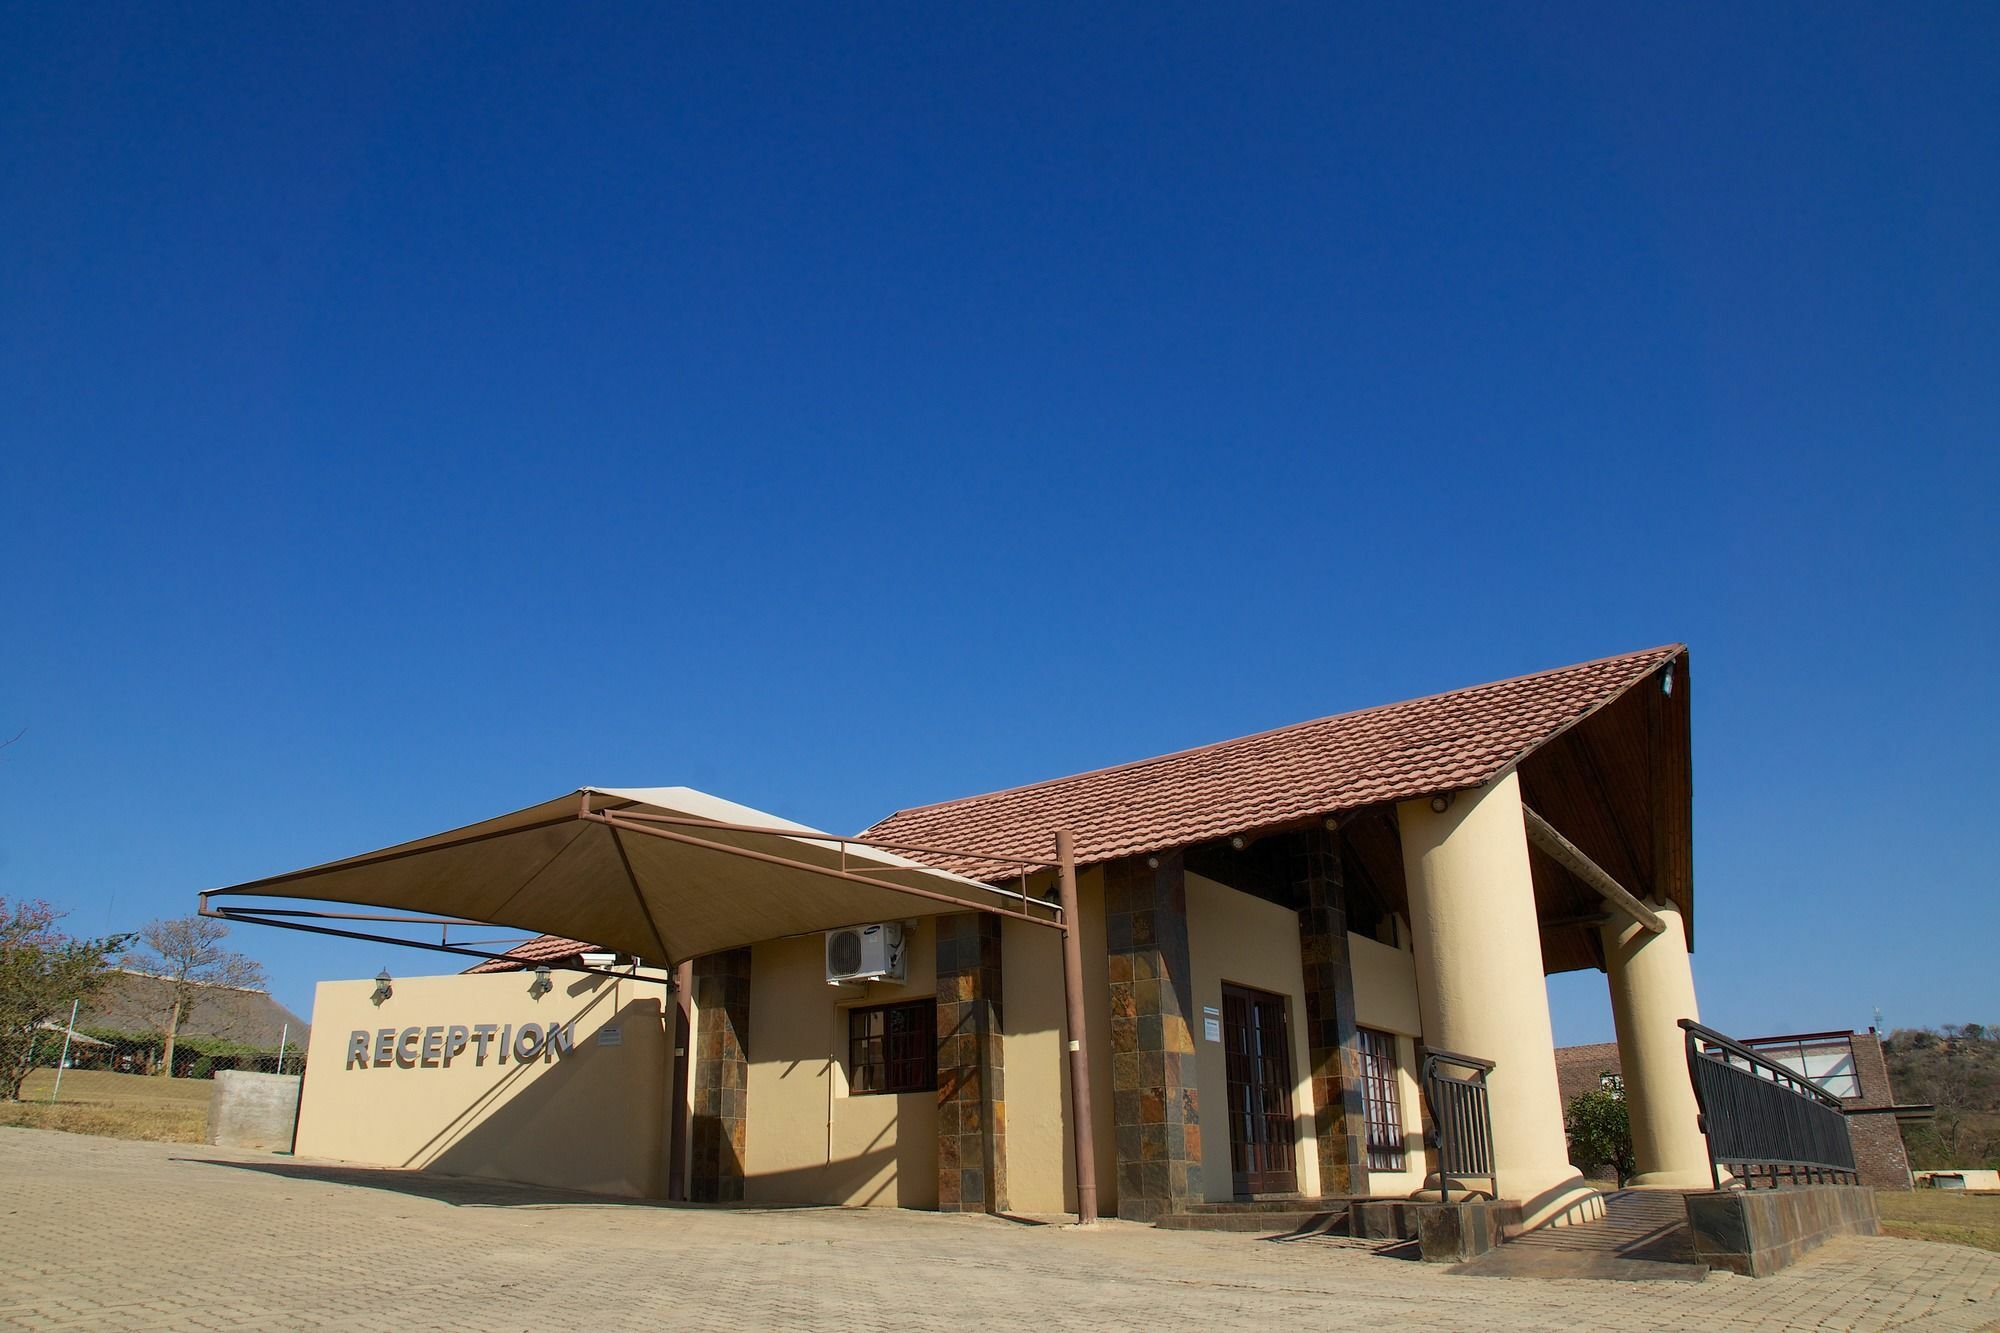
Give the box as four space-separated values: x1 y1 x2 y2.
1521 804 1665 934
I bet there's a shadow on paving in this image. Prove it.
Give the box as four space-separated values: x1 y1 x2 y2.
173 1157 833 1212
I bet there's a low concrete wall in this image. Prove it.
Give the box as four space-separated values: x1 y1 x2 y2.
1685 1185 1879 1277
208 1071 302 1152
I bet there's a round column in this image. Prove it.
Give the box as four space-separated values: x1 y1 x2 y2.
1399 771 1600 1228
1601 900 1714 1188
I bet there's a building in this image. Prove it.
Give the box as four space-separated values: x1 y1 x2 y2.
273 645 1721 1228
1557 1029 1922 1190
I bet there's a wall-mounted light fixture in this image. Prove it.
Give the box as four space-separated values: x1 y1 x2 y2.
1145 855 1160 869
528 964 553 1000
1229 836 1247 851
1662 662 1675 696
1429 793 1454 814
371 969 393 1006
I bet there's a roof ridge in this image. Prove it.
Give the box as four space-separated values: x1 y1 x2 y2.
863 643 1682 829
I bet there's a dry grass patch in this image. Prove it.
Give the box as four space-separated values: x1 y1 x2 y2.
2 1068 211 1143
1877 1190 2000 1253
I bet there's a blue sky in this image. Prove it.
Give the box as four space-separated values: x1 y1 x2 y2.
2 5 1994 1041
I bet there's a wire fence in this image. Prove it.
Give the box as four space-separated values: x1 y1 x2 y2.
11 1001 306 1105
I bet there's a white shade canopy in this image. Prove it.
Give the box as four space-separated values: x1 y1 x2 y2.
207 787 1055 966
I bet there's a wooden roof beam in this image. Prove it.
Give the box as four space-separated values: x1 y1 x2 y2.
1521 804 1665 934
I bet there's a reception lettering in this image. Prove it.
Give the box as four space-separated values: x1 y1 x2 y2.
344 1021 576 1070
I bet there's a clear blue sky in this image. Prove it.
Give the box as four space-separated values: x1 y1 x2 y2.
3 6 1994 1042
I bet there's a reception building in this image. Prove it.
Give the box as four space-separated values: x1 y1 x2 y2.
282 644 1710 1229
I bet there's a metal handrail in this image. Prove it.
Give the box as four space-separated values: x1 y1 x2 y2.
1679 1018 1859 1190
1420 1048 1498 1203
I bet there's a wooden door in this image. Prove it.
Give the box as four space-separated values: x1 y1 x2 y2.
1222 983 1298 1196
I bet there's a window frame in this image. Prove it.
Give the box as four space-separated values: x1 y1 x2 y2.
1356 1027 1406 1173
846 999 936 1096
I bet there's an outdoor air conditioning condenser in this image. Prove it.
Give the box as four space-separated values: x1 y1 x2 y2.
825 922 907 986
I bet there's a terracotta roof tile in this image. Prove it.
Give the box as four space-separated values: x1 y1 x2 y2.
862 644 1683 879
464 934 598 973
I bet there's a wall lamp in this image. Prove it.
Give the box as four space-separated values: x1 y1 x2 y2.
528 965 554 1000
1662 662 1675 696
1429 793 1455 814
371 969 393 1006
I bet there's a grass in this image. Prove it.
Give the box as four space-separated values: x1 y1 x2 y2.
1877 1190 2000 1254
1 1068 211 1143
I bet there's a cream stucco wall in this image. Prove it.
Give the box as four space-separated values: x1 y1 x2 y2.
1350 931 1428 1196
744 927 939 1208
295 970 671 1198
1185 872 1321 1201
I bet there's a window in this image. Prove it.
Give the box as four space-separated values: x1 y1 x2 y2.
1739 1035 1861 1100
1357 1027 1405 1172
848 1000 935 1095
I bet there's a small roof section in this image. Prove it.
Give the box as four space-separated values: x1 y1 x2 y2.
209 787 1045 968
864 645 1684 878
464 934 596 974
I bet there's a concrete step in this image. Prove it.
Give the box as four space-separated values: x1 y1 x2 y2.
1155 1205 1351 1234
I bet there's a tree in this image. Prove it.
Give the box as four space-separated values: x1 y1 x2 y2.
0 899 126 1100
125 916 265 1079
1884 1024 2000 1169
1565 1084 1636 1185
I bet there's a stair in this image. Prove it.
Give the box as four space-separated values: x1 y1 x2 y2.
1449 1189 1707 1281
1154 1196 1361 1235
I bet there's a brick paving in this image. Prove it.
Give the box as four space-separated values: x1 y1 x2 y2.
2 1128 1997 1331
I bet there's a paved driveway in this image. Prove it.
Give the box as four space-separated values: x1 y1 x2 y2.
2 1129 1996 1331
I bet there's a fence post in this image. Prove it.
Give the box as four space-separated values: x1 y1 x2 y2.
276 1023 289 1076
51 1000 79 1102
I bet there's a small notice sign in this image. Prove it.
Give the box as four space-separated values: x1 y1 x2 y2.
596 1024 623 1047
1202 1006 1222 1043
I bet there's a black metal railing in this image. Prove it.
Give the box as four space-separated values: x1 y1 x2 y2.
1420 1048 1498 1202
1680 1018 1858 1190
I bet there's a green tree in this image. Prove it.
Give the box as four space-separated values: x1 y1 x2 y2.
0 899 128 1100
1565 1083 1636 1185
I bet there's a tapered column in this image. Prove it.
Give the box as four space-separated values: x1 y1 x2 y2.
1602 900 1713 1188
1105 850 1202 1222
936 913 1008 1213
688 947 751 1202
1399 772 1599 1227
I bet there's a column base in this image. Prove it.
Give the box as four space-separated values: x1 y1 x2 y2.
1512 1173 1605 1229
1627 1167 1718 1190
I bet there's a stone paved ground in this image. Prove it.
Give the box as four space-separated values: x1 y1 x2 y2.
2 1129 1996 1331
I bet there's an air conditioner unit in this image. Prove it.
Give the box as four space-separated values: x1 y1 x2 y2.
825 923 906 986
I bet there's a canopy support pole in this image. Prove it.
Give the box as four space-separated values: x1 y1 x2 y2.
1055 830 1098 1225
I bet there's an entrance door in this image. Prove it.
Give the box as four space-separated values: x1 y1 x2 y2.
1221 983 1298 1196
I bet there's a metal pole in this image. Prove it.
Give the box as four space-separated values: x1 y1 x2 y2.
51 1000 79 1102
276 1023 289 1075
1055 831 1098 1225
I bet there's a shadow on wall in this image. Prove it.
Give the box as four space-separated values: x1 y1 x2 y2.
420 990 664 1193
296 972 672 1199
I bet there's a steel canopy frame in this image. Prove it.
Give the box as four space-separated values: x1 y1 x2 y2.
200 792 1102 1225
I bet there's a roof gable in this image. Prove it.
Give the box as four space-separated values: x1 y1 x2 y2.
864 645 1683 878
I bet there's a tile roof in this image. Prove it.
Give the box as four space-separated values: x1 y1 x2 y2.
863 645 1684 879
464 934 598 973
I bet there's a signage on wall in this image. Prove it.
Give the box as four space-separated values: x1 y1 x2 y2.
343 1021 577 1070
1203 1005 1222 1043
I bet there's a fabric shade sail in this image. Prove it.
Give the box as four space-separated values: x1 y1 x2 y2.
206 787 1053 966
